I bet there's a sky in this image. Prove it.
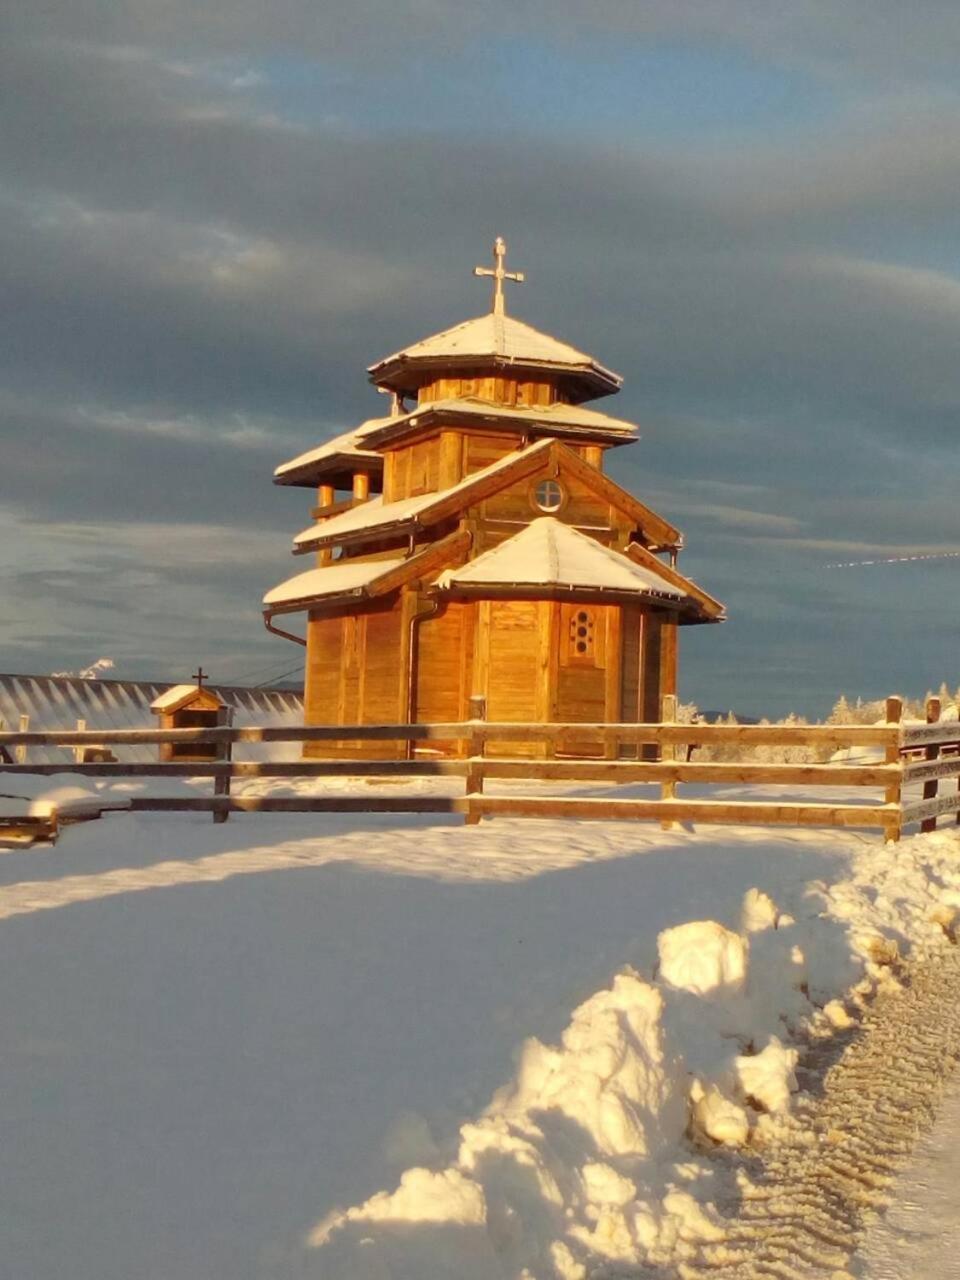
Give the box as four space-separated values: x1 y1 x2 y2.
2 2 960 716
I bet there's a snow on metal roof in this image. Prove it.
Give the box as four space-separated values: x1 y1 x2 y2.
435 518 683 598
0 674 304 766
263 558 407 607
292 440 553 551
368 313 622 391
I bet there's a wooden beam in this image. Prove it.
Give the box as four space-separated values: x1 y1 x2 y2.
129 796 468 815
0 758 899 785
884 695 903 843
311 495 361 520
921 695 942 834
901 721 960 747
370 529 471 597
902 793 960 826
0 721 900 748
466 796 892 828
903 755 960 785
477 759 898 786
0 759 472 778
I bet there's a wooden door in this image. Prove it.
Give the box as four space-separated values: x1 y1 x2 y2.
555 603 608 756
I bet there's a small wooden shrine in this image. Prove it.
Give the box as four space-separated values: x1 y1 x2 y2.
264 239 724 758
150 671 226 762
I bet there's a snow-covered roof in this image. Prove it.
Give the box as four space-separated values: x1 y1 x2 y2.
149 684 222 713
368 313 622 400
359 396 638 448
263 558 407 608
435 518 684 599
274 418 389 485
292 440 553 552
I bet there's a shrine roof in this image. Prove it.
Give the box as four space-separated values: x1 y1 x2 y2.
291 440 554 552
263 557 407 609
435 518 683 601
149 684 222 713
368 312 622 400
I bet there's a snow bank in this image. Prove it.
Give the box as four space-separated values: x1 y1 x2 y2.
309 829 960 1279
0 772 131 818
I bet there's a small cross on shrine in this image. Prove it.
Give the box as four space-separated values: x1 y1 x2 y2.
473 236 525 316
193 667 208 689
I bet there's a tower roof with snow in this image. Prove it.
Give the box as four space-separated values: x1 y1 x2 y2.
367 240 622 404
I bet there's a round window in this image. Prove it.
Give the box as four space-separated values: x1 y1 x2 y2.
533 479 564 512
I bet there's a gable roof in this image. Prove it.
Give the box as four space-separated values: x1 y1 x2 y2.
291 438 683 554
292 440 554 553
149 684 224 714
368 312 622 402
436 518 682 599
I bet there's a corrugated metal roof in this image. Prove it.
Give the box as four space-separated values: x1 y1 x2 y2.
0 674 304 766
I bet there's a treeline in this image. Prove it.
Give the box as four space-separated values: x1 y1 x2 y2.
676 684 960 764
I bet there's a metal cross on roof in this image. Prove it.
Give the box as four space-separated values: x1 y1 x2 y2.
193 667 208 689
473 236 525 316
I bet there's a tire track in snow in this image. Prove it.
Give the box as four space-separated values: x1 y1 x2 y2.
682 940 960 1279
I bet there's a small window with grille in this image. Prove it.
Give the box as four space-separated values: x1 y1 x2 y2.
532 479 564 513
568 608 595 659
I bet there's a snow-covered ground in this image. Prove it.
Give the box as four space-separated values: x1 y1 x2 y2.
854 1078 960 1278
2 774 959 1279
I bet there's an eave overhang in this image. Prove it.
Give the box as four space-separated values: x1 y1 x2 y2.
358 401 638 452
368 353 622 403
273 448 384 489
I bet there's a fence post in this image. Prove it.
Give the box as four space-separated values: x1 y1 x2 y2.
212 707 233 824
464 695 486 826
921 695 942 834
15 714 28 766
883 695 903 843
74 719 86 766
660 693 678 830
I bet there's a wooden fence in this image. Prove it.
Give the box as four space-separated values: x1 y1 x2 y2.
3 693 960 842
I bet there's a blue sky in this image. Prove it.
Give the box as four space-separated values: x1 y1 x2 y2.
2 2 960 715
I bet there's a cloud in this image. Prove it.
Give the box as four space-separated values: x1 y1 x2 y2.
3 9 960 708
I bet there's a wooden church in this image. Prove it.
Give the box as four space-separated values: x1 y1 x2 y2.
264 239 724 758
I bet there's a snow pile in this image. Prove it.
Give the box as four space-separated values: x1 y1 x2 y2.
0 773 132 825
308 823 960 1280
309 880 883 1277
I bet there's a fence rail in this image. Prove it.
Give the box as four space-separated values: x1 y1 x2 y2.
1 693 958 841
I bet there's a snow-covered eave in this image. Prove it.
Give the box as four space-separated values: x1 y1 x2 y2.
622 543 726 622
431 580 719 620
293 514 423 555
368 353 622 401
263 585 372 617
273 448 384 488
359 406 638 452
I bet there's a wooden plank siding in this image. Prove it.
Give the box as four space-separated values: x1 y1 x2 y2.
413 601 473 756
304 600 406 760
417 374 560 407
